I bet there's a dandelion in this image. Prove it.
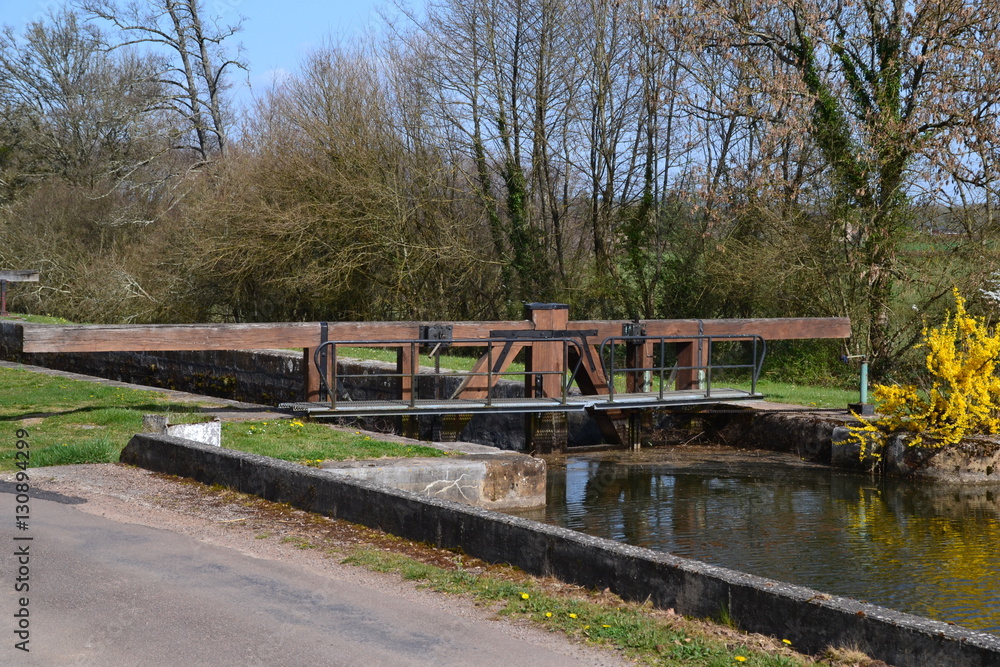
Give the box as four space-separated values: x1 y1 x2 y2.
545 612 552 618
520 592 529 600
782 639 792 645
735 658 747 663
601 624 610 628
568 613 577 619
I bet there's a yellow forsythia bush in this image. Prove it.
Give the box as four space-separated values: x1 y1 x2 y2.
869 288 1000 447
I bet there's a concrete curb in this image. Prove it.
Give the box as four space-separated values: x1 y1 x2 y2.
121 433 1000 667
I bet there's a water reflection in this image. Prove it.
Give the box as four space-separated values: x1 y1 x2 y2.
521 450 1000 633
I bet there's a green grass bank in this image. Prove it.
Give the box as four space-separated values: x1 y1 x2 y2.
0 366 443 470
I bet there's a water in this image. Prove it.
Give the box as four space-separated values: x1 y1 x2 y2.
515 448 1000 634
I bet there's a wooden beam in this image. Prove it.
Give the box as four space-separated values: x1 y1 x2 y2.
21 322 322 353
568 317 851 341
17 316 850 354
19 320 532 353
451 342 528 400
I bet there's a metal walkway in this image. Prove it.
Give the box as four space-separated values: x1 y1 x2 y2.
280 388 761 417
279 331 767 419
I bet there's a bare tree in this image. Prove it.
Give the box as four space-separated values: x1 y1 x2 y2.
0 9 165 190
79 0 246 161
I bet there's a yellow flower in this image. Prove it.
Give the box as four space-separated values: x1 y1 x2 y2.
568 613 577 619
545 612 552 618
583 625 590 630
782 639 792 645
602 624 610 628
520 592 529 600
735 658 747 663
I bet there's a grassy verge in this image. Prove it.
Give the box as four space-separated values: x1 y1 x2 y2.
343 548 800 666
0 366 443 471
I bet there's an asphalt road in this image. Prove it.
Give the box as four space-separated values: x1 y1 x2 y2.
0 478 624 666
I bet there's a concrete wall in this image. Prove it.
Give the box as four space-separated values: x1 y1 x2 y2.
324 453 546 510
121 433 1000 667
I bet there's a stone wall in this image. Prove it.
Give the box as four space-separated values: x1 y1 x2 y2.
5 346 302 405
702 407 850 463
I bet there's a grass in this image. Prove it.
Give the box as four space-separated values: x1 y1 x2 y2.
729 379 860 409
337 546 804 666
0 366 443 471
220 419 444 463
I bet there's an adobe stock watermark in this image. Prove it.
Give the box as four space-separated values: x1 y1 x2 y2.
11 428 31 653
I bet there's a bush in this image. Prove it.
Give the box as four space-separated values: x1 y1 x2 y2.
856 288 1000 450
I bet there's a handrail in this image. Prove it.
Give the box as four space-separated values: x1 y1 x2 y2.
313 336 587 410
598 334 767 402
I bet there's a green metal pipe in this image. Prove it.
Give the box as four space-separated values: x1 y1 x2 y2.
860 359 868 405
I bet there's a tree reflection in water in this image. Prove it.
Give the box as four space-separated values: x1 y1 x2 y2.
521 453 1000 634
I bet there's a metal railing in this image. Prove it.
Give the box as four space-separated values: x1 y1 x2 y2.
313 336 587 409
598 334 766 402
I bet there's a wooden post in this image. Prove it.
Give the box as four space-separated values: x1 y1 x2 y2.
676 341 708 391
0 270 39 317
624 325 654 448
524 303 569 454
397 345 419 439
303 347 320 402
397 345 414 403
525 302 568 397
625 340 654 393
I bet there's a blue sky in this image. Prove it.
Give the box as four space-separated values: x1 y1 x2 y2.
2 0 405 108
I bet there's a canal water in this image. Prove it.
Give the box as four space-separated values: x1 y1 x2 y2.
512 447 1000 634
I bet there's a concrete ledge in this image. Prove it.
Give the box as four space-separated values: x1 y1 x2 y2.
121 433 1000 667
322 453 546 510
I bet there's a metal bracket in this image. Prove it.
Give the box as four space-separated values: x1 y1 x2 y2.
622 319 646 337
490 329 598 339
420 325 453 348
